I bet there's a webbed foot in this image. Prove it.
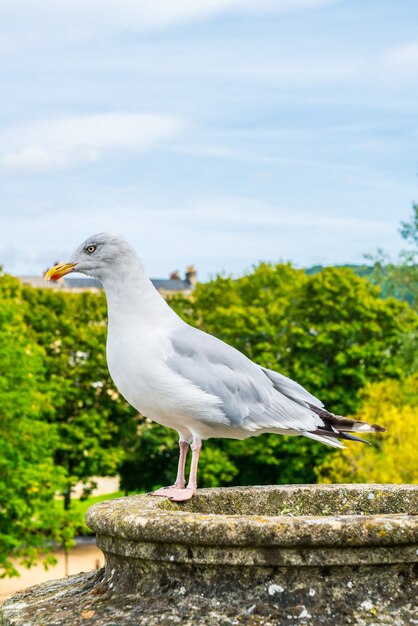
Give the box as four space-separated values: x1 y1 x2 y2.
149 487 195 501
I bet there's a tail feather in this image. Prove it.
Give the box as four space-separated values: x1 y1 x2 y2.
308 404 385 446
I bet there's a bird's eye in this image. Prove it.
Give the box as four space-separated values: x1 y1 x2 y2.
85 245 96 254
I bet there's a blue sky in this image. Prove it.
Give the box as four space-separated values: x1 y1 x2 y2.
0 0 417 281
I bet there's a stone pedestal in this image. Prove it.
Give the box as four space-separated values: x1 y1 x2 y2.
2 484 418 625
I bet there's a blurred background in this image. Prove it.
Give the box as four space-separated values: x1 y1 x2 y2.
0 0 417 603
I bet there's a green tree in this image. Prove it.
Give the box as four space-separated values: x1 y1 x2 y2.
21 286 137 508
368 204 418 309
0 274 70 576
367 205 418 374
280 267 414 415
316 374 418 484
174 264 415 414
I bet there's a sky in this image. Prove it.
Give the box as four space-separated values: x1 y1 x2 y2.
0 0 417 281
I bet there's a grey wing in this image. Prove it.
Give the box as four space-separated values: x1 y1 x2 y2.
167 325 322 433
260 367 324 409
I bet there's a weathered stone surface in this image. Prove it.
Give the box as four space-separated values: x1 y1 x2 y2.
2 563 418 626
2 484 418 625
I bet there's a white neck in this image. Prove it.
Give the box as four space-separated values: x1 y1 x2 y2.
99 258 180 329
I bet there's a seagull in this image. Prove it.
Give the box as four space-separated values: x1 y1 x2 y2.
45 233 385 501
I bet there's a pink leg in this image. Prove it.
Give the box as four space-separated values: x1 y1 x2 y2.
150 439 189 497
151 438 202 502
174 440 189 488
186 438 201 493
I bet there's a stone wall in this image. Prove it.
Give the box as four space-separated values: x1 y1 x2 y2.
2 484 418 625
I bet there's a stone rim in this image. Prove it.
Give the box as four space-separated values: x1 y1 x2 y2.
86 484 418 550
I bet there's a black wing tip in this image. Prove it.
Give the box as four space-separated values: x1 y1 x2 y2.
371 424 386 433
337 431 372 445
309 404 387 436
313 429 372 446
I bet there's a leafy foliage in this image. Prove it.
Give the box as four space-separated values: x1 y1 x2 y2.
172 264 416 415
316 374 418 484
0 277 139 575
20 285 138 506
0 275 70 576
367 205 418 310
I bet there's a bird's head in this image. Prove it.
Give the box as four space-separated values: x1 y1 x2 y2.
45 232 139 282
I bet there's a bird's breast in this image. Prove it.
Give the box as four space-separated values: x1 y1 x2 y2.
106 325 169 410
105 322 228 433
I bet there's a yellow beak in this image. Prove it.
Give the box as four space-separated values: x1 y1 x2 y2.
45 263 77 282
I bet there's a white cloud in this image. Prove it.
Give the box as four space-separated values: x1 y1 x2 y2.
145 198 397 232
1 113 185 171
1 195 400 279
3 0 336 34
231 59 358 84
101 0 336 30
383 43 418 79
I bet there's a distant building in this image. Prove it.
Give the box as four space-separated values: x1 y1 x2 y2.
18 265 197 297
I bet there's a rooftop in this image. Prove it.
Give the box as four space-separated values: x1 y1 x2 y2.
18 266 197 295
